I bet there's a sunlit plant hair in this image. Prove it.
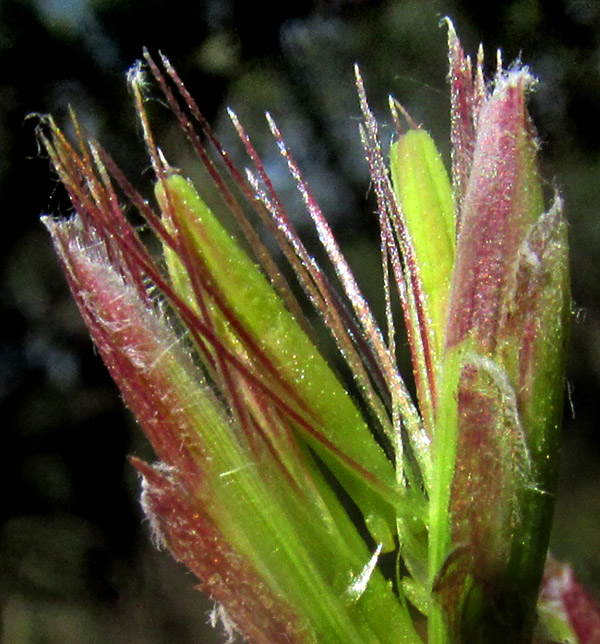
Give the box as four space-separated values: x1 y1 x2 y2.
39 18 600 644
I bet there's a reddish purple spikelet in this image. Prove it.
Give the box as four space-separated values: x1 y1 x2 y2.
430 22 571 644
133 459 307 644
44 217 201 473
446 71 540 351
42 164 314 643
540 559 600 644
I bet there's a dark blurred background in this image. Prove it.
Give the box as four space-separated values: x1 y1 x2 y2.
1 0 599 642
